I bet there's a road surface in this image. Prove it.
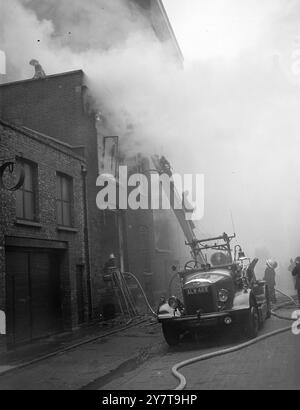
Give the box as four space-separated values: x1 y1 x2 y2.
0 311 298 390
100 312 300 390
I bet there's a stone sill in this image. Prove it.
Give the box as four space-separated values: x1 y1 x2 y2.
15 219 42 229
57 226 78 234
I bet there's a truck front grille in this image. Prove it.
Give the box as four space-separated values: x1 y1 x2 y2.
183 287 215 315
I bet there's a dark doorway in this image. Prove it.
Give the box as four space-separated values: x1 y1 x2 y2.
6 248 63 346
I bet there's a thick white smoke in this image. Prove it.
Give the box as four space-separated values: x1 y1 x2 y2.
1 0 300 292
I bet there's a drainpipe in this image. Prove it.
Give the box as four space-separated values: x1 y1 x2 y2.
81 165 93 321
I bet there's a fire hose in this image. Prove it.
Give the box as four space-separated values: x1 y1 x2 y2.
123 272 158 317
122 275 299 390
171 289 299 390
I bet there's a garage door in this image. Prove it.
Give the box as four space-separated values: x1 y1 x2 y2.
6 248 63 346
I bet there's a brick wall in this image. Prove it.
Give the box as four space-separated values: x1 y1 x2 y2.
0 121 87 331
0 72 111 315
0 71 190 317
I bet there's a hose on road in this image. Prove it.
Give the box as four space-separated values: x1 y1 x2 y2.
171 289 299 390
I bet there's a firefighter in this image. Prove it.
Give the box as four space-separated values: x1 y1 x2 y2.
29 59 46 79
288 258 296 272
159 156 172 177
264 259 278 304
103 254 117 276
289 259 296 289
292 257 300 306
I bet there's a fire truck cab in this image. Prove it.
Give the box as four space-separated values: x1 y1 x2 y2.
158 233 271 346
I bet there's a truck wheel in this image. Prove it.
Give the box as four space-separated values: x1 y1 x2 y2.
162 323 180 346
244 306 259 339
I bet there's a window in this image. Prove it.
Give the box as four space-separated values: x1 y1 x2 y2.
56 173 73 227
16 160 38 221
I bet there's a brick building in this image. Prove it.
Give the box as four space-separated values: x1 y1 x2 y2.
0 120 88 347
0 0 191 342
0 70 190 311
0 70 114 314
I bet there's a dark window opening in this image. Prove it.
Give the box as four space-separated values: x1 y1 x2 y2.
16 159 38 221
56 173 73 227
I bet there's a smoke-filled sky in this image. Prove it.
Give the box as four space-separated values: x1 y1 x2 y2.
164 0 298 62
1 0 300 291
163 0 300 290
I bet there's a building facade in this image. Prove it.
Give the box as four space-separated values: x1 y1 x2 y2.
0 120 87 347
0 0 190 344
0 66 191 318
132 0 184 64
0 70 117 317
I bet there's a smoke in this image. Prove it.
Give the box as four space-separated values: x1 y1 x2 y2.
19 0 152 52
1 0 300 292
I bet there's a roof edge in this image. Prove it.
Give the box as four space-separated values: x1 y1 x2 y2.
0 119 86 162
0 69 84 88
156 0 184 63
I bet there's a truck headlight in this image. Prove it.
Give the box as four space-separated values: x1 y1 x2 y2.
218 289 229 303
168 296 179 309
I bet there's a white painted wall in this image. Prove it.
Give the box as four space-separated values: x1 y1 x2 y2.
0 310 6 335
0 50 6 74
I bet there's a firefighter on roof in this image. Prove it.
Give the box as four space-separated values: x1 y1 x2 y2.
29 59 46 79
